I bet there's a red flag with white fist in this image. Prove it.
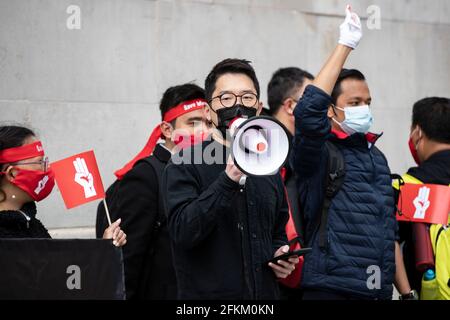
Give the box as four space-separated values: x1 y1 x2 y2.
396 183 450 225
51 150 105 209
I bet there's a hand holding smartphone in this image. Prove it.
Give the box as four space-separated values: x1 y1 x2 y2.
266 247 312 265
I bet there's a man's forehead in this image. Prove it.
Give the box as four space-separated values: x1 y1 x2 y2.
340 78 370 97
214 73 257 94
177 109 205 121
340 78 369 91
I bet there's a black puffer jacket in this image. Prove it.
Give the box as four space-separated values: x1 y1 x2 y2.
0 202 51 238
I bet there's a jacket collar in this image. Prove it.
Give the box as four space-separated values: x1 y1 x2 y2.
330 129 382 148
153 143 172 164
425 149 450 163
407 149 450 185
0 202 37 222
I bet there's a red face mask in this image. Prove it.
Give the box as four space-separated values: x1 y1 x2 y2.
174 132 207 150
408 137 421 165
9 167 55 201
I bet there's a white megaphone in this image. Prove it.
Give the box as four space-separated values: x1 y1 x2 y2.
229 116 291 176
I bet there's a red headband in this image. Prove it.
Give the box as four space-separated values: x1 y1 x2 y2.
114 99 207 179
0 141 45 164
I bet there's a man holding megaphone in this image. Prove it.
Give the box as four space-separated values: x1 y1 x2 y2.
163 59 298 300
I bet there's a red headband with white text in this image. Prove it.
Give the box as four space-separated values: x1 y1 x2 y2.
0 141 44 164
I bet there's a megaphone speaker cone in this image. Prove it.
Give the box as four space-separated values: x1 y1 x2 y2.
231 116 291 176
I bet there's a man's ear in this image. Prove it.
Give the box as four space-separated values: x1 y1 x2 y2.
410 124 418 137
410 125 423 140
160 121 173 140
283 98 297 116
417 126 423 140
327 104 336 119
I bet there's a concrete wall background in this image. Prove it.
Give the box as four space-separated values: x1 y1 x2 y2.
1 0 449 236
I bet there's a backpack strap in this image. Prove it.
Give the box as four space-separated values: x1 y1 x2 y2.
135 156 166 233
403 173 424 184
285 171 305 247
96 154 167 240
318 141 346 250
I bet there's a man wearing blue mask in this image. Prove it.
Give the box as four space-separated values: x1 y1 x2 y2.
293 5 412 300
328 69 372 135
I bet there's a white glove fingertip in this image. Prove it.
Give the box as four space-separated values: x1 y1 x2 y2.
346 4 351 14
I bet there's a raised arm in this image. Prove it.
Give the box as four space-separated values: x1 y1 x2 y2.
293 5 362 179
313 5 362 94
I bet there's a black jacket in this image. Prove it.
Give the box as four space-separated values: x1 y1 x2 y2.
162 138 289 300
407 150 450 185
96 144 177 300
0 202 51 238
399 150 450 291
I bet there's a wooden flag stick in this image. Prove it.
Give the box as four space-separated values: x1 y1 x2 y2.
103 198 112 226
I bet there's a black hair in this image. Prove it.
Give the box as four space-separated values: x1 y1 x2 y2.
0 125 35 154
412 97 450 144
159 83 205 120
267 67 314 114
204 58 260 102
0 125 35 171
331 68 366 105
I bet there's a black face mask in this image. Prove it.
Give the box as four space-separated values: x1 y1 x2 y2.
213 104 257 137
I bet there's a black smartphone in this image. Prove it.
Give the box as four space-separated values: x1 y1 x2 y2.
266 247 312 265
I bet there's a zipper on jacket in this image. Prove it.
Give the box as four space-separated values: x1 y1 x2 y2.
368 150 389 300
237 186 254 299
18 210 31 229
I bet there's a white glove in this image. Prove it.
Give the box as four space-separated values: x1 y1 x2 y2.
338 5 362 49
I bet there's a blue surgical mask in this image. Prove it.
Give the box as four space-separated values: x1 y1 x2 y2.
332 105 373 135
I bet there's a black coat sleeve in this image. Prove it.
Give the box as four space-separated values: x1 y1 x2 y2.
163 162 240 249
272 174 289 253
114 162 159 299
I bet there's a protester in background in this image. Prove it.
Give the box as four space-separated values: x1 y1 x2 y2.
293 6 411 300
163 58 298 300
267 67 314 299
97 83 209 299
397 97 450 299
0 125 126 245
268 67 314 136
267 67 314 243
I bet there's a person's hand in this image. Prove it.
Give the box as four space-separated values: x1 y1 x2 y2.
400 290 419 300
225 156 244 182
73 157 97 198
268 245 300 279
338 5 362 49
103 218 127 247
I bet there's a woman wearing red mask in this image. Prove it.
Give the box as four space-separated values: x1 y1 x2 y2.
0 125 127 246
